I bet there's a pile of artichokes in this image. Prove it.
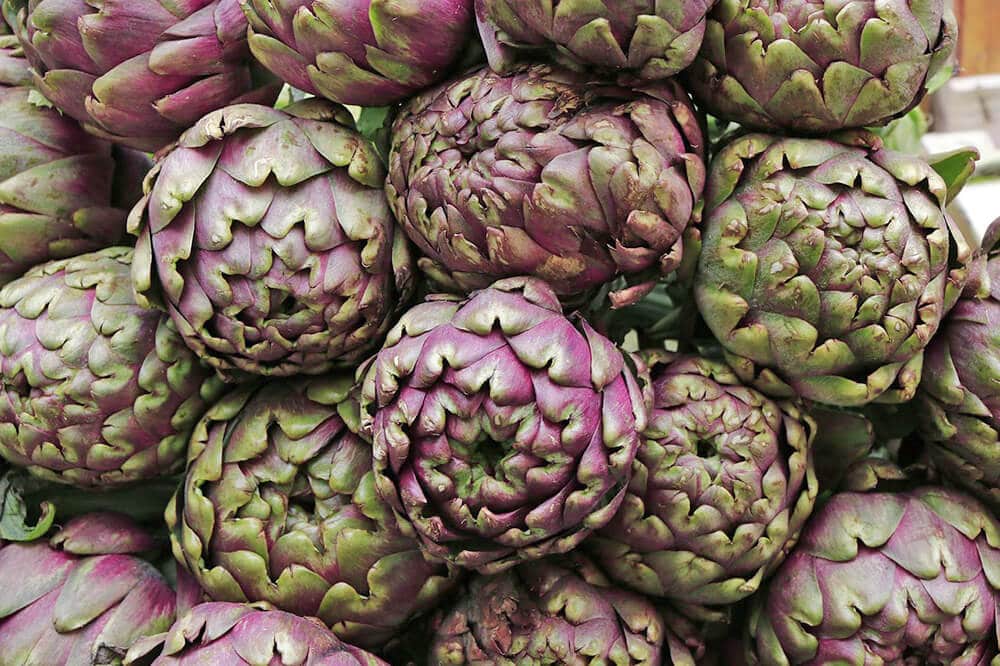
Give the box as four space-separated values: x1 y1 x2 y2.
0 0 993 664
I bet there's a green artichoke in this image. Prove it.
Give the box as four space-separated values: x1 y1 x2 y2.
430 553 666 665
687 0 957 133
0 512 176 664
0 36 146 287
130 99 414 379
918 220 1000 512
748 487 1000 664
0 247 225 488
386 64 706 307
585 351 818 607
168 374 457 649
125 602 387 665
476 0 716 80
361 277 650 573
695 131 971 408
241 0 473 107
3 0 281 151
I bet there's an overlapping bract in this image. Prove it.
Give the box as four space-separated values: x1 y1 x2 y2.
0 38 146 287
586 352 818 607
362 277 649 573
130 100 414 379
0 247 224 487
168 375 457 648
3 0 281 151
919 220 1000 512
242 0 473 107
386 64 706 307
688 0 957 133
748 488 1000 664
0 513 176 665
476 0 716 80
695 131 971 407
125 602 387 665
430 553 665 665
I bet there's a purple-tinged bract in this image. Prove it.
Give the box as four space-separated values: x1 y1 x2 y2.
476 0 716 80
0 513 176 665
586 352 818 607
168 374 458 649
430 554 665 665
0 247 225 488
3 0 281 151
695 131 971 407
242 0 474 107
361 277 649 573
130 100 414 379
687 0 957 133
125 602 387 665
748 487 1000 664
387 64 706 307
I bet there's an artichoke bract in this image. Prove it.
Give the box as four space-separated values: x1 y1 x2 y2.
130 100 414 379
0 37 146 287
3 0 281 152
918 220 1000 512
748 487 1000 664
125 602 387 665
430 554 665 665
687 0 957 133
585 352 818 607
387 64 706 307
0 512 176 665
695 131 971 408
168 374 457 649
361 277 649 573
0 247 225 488
476 0 716 80
242 0 473 107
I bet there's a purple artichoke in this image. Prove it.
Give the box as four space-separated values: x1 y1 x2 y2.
125 602 387 665
168 374 458 649
476 0 716 80
386 64 706 307
241 0 474 107
130 100 414 379
687 0 958 133
430 554 666 665
0 512 176 665
695 131 972 407
918 220 1000 512
0 247 225 488
3 0 281 151
361 277 650 573
585 352 818 607
748 487 1000 664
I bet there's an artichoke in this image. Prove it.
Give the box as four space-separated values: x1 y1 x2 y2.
3 0 281 151
0 247 225 488
687 0 958 133
748 487 1000 664
476 0 716 80
429 553 665 665
361 277 649 573
694 131 971 408
125 602 387 665
386 64 706 307
0 512 176 665
130 100 414 379
918 220 1000 512
241 0 474 107
585 352 818 607
0 37 147 287
168 374 457 649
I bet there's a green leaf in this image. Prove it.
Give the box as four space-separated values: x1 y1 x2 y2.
927 147 980 204
872 108 928 155
0 470 55 542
